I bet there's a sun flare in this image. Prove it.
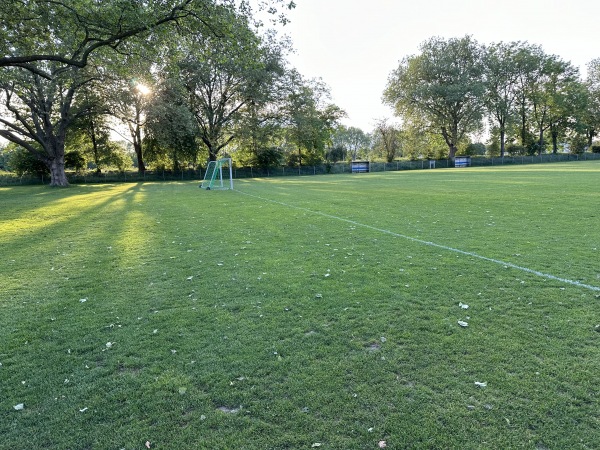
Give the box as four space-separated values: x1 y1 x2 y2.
135 83 151 95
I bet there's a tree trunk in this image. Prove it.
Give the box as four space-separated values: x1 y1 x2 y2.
208 147 217 161
520 109 527 147
128 105 146 173
89 121 102 173
44 129 70 186
500 127 506 158
132 140 145 173
48 156 69 187
448 144 457 159
587 129 595 148
441 127 457 159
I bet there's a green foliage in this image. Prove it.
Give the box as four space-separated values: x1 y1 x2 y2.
399 125 448 160
103 142 134 172
66 110 134 173
254 147 284 168
5 143 49 178
384 38 600 158
234 145 283 169
483 41 527 155
331 125 371 161
0 144 9 170
64 151 86 172
143 144 174 171
463 142 487 156
567 134 588 154
527 140 545 156
384 35 485 158
144 79 199 171
534 56 582 153
0 0 295 185
486 139 501 157
283 76 346 166
325 145 345 163
584 59 600 144
372 119 400 162
175 9 288 161
284 145 325 167
0 0 211 185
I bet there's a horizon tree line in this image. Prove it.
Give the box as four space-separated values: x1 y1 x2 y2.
383 35 600 159
2 5 600 185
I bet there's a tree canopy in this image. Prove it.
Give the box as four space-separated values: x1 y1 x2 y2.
0 0 300 185
4 5 600 183
383 36 598 159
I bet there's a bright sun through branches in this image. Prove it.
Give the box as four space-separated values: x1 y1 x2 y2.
135 83 151 95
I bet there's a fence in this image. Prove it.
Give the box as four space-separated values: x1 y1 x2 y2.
232 159 445 178
233 153 600 178
468 152 600 166
3 152 600 186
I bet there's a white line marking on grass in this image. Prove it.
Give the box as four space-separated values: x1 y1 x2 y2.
236 189 600 292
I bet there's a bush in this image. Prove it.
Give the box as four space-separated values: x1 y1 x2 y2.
527 141 545 155
325 145 345 163
6 144 49 178
591 145 600 154
103 142 133 172
65 151 86 172
254 147 283 169
567 135 588 154
464 142 486 156
486 140 500 157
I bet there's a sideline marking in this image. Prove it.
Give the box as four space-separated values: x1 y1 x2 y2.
236 189 600 293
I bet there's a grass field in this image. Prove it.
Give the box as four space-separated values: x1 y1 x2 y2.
1 162 599 449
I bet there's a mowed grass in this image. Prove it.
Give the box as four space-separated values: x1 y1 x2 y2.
1 162 599 449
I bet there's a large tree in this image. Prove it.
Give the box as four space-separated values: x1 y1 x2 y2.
511 44 549 150
526 55 579 154
331 125 371 161
0 0 294 185
177 12 287 161
0 1 198 185
383 36 485 159
144 79 200 171
282 75 345 166
373 119 401 162
483 42 523 157
0 0 295 72
107 77 154 173
583 59 600 147
0 64 94 185
67 86 118 173
543 64 585 153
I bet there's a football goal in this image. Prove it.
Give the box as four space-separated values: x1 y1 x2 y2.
200 158 233 190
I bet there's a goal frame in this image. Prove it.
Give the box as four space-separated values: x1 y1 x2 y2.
200 158 233 190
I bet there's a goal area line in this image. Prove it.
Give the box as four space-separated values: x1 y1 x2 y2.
235 189 600 293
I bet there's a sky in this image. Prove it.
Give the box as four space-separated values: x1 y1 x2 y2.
280 0 600 132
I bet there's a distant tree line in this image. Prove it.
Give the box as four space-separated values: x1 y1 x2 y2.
383 36 600 160
3 12 600 186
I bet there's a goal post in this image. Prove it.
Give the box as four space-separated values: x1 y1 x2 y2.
200 158 233 190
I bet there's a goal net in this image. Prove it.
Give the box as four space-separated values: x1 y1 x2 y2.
200 158 233 190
